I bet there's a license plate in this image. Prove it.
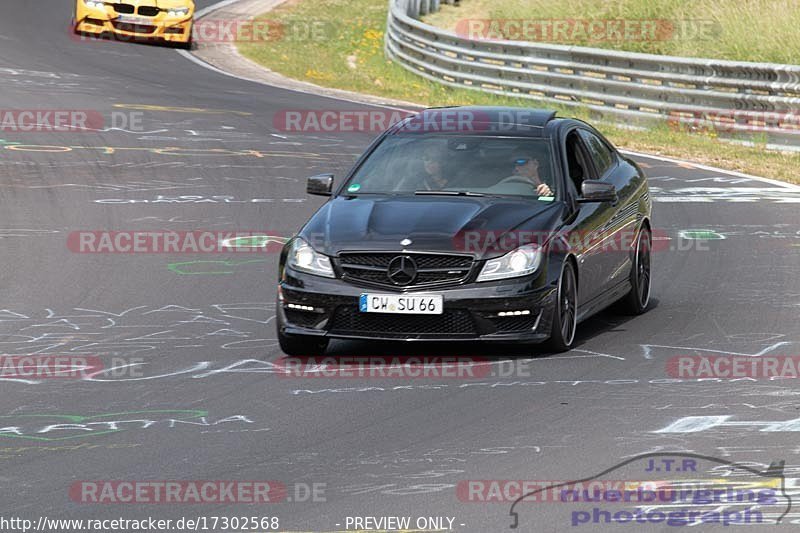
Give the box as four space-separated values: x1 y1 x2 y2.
359 294 443 315
116 15 149 24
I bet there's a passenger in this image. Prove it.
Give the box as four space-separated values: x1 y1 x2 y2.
397 144 450 191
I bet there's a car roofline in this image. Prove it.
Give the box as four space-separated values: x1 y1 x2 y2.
387 106 558 136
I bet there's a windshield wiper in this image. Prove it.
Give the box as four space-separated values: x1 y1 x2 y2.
414 190 485 197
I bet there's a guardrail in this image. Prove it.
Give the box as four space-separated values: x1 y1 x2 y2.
385 0 800 148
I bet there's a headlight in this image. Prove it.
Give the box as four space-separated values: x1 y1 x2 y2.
477 244 542 282
83 0 105 8
167 7 191 16
286 238 335 278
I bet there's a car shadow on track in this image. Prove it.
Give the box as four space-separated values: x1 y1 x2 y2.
568 296 662 351
321 297 660 359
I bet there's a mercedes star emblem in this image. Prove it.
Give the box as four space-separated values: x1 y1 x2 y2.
387 255 417 285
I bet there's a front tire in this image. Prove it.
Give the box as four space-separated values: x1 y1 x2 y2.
619 226 652 315
177 23 194 50
546 261 578 352
175 34 193 50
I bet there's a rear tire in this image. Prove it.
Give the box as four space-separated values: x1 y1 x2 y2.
546 261 578 352
278 328 329 357
619 226 652 315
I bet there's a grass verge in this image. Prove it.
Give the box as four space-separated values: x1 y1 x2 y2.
237 0 800 184
425 0 800 63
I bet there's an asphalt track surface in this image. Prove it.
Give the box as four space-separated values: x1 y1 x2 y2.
1 1 800 532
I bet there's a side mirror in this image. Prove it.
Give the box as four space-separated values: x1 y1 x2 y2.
577 180 617 203
307 174 334 196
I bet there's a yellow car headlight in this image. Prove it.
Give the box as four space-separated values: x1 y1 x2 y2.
166 7 191 16
83 0 106 7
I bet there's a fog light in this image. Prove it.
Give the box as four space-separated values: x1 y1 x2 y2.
496 310 531 317
287 303 317 312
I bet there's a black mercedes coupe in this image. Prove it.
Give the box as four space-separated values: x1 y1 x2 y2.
276 107 652 354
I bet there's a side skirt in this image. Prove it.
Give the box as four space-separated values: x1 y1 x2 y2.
576 280 632 323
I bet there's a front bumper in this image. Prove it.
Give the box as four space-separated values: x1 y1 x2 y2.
278 268 557 342
75 5 193 43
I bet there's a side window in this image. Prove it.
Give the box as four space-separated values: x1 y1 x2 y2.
565 131 592 194
578 129 615 177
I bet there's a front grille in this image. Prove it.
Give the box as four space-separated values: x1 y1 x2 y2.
111 21 156 33
341 253 471 269
338 252 473 288
113 3 135 13
329 306 477 337
137 6 160 16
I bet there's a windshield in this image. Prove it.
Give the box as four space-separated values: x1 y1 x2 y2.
342 134 557 198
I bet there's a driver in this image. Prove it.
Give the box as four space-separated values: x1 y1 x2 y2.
496 152 553 197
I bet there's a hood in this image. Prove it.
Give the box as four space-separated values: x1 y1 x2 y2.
299 195 565 260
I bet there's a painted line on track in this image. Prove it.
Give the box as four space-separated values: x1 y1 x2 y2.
194 0 247 18
621 150 800 190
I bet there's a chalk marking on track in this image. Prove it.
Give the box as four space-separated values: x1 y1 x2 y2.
640 342 792 360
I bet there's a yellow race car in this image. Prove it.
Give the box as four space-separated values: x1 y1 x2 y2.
74 0 195 49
